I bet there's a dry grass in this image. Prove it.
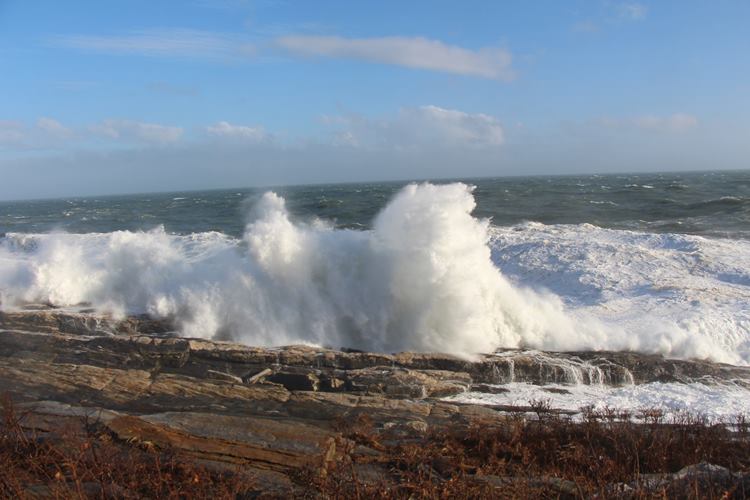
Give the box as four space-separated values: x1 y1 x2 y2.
303 408 750 499
3 391 749 499
0 394 253 499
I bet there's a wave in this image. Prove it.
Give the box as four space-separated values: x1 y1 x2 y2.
446 381 750 422
1 183 748 363
687 196 750 211
490 222 750 364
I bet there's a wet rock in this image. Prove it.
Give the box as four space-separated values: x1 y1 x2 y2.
3 309 750 389
3 309 750 497
0 309 172 337
268 369 321 391
0 310 115 336
470 383 510 394
318 373 346 391
542 387 572 394
346 366 471 398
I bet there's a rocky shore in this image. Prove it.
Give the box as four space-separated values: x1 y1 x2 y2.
2 306 750 497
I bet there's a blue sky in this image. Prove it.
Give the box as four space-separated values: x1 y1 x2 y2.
1 0 748 199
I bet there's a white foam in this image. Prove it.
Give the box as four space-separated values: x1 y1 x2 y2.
0 182 748 364
0 184 595 357
490 222 750 364
445 382 750 422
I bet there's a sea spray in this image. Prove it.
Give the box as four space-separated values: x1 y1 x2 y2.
0 182 747 363
233 182 595 355
490 221 750 364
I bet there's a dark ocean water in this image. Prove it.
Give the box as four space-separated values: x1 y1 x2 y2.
2 170 749 238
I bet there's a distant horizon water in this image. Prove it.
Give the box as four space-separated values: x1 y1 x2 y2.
3 167 749 204
2 169 749 238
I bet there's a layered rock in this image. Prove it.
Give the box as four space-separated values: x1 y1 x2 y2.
2 307 750 495
4 308 748 390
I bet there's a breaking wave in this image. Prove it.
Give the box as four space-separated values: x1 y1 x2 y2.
0 183 748 363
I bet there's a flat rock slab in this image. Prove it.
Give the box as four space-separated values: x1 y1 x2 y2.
3 309 749 391
2 308 750 496
106 413 341 473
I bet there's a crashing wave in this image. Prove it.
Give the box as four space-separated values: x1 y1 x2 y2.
0 183 748 363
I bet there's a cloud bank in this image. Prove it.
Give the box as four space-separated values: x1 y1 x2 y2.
51 29 514 80
1 106 502 153
276 35 514 80
329 105 505 149
90 119 184 144
633 113 698 132
206 121 269 142
0 107 729 201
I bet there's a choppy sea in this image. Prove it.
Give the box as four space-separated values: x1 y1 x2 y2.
2 170 749 416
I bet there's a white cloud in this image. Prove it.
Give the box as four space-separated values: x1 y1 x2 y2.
52 30 513 79
36 117 73 138
90 119 183 144
330 105 505 150
633 113 698 132
51 29 256 60
206 121 268 141
405 105 505 146
276 35 514 80
617 2 648 21
0 119 74 150
3 106 502 156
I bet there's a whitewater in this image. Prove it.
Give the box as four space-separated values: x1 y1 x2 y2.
1 181 749 365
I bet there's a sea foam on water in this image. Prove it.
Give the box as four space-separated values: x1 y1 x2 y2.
0 182 747 363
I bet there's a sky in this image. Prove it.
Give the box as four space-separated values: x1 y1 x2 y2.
0 0 749 200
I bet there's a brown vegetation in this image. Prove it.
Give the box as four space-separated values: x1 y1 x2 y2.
3 391 750 499
302 406 750 499
0 394 253 499
3 312 750 497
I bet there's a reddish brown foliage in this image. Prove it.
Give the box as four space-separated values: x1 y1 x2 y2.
303 410 750 499
3 392 749 499
0 394 252 499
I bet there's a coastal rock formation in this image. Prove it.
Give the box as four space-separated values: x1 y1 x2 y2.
4 308 748 390
2 306 750 496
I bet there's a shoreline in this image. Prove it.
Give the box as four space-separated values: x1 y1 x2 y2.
2 307 750 496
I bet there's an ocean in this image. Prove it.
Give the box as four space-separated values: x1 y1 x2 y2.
0 171 750 419
2 171 749 238
1 170 749 369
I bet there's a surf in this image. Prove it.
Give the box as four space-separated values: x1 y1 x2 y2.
0 182 748 363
